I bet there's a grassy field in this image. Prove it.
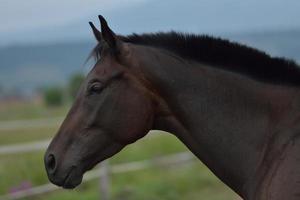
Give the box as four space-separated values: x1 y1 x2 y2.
0 102 239 200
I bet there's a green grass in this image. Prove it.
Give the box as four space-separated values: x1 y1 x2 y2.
0 127 57 145
0 103 239 200
0 102 69 121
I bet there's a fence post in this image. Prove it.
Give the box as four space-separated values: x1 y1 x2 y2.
99 160 110 200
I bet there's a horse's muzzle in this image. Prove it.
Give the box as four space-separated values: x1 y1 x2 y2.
44 152 83 189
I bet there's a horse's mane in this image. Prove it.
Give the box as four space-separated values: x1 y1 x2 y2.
94 31 300 85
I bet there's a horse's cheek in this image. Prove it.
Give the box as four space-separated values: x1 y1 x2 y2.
115 98 153 144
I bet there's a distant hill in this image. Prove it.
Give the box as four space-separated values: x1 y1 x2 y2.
227 30 300 62
0 42 94 94
0 30 299 94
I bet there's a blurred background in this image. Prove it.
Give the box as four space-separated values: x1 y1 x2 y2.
0 0 299 199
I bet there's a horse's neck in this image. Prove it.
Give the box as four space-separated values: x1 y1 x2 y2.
136 47 283 197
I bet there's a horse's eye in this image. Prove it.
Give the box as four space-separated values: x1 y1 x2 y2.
88 82 103 95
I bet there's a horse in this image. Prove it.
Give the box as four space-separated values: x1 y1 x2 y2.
44 15 300 199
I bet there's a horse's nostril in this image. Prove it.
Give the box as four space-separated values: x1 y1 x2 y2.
46 154 57 173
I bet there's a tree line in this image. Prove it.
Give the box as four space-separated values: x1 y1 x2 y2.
43 73 85 106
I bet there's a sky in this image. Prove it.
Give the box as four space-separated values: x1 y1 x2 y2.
0 0 146 33
1 0 300 46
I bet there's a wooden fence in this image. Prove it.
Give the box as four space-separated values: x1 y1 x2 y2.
0 117 195 200
0 146 194 200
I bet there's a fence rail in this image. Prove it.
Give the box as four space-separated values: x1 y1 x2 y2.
0 140 50 155
0 134 162 156
0 117 63 131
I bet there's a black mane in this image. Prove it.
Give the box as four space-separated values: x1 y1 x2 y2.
95 31 300 85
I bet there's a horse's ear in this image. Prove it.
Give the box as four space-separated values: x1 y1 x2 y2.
89 22 102 42
98 15 120 52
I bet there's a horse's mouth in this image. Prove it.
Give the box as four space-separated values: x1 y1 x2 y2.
62 167 82 189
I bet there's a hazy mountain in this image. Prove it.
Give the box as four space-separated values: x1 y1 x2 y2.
0 42 94 94
227 30 300 61
0 30 299 94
